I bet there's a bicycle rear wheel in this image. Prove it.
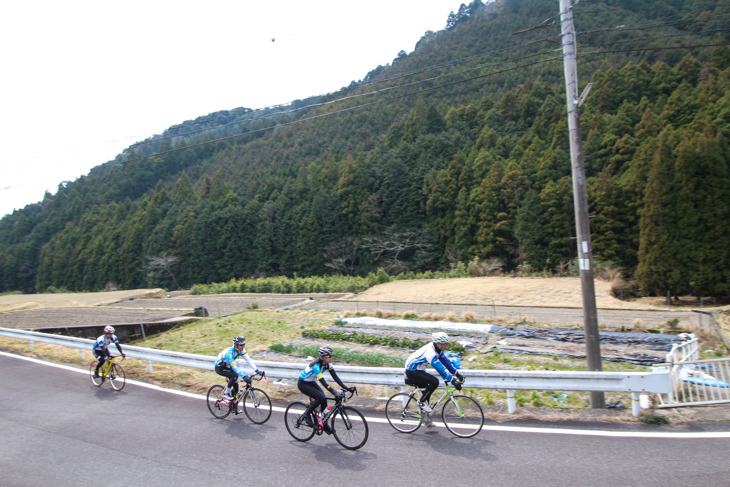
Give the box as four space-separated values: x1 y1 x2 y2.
330 406 369 450
442 394 484 438
89 361 103 387
284 401 315 442
242 387 272 424
207 385 232 419
385 392 422 433
109 364 126 391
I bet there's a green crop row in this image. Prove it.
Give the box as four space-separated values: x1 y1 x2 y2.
269 343 405 367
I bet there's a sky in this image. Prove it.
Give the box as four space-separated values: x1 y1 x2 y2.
0 0 469 218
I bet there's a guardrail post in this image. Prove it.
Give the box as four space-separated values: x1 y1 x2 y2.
79 349 85 360
146 360 153 373
28 341 34 350
507 389 516 413
631 392 641 417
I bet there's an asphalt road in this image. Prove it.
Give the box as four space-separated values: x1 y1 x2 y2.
2 354 729 487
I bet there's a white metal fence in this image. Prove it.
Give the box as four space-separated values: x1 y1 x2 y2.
0 326 670 416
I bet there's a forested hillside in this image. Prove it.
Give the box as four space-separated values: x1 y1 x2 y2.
1 0 730 298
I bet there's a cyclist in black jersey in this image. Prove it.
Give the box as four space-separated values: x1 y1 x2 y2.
297 346 354 429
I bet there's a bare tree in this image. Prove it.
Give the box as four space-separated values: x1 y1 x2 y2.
361 227 434 273
323 236 360 276
145 251 180 290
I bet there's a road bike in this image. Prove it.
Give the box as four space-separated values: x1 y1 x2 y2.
90 355 126 391
385 377 484 438
284 388 369 450
206 372 272 423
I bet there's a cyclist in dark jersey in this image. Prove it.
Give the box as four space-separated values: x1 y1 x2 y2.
298 346 354 428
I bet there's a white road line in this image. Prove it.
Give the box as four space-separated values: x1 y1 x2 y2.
4 351 730 439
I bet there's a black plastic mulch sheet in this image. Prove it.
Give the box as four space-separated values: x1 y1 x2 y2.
496 327 681 350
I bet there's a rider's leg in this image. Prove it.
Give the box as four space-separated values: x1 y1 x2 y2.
94 349 109 374
298 379 325 426
215 364 238 397
406 369 439 404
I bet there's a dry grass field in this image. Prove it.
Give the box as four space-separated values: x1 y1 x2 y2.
0 289 164 313
355 276 722 310
2 277 725 313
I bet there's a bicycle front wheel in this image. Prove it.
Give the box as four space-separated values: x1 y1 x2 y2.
442 394 484 438
330 406 369 450
284 401 315 442
385 392 422 433
109 364 126 391
242 387 272 424
207 385 232 419
89 361 103 387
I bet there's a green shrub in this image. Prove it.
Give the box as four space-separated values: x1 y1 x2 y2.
640 414 669 425
515 393 527 407
481 390 496 406
530 391 545 407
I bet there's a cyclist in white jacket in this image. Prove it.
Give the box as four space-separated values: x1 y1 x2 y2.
405 332 463 413
92 325 125 377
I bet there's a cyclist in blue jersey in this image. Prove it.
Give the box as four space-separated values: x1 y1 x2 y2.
298 346 355 428
405 332 464 413
92 325 126 378
215 336 264 400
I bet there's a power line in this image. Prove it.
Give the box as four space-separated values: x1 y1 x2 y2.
579 28 730 48
0 31 561 176
118 53 565 164
576 13 730 37
116 43 565 152
5 7 727 183
580 42 730 58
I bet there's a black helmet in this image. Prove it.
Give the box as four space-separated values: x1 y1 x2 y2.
233 335 246 346
318 346 333 358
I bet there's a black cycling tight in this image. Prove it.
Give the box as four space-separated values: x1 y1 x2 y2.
298 378 327 418
406 369 439 403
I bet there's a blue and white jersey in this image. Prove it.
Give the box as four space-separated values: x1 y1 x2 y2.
93 334 120 351
405 343 457 381
299 361 332 382
215 346 257 378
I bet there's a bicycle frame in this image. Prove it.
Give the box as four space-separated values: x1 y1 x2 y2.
228 372 265 412
207 371 272 423
400 381 477 425
286 387 368 449
99 356 117 378
311 389 351 426
410 382 457 412
387 377 483 437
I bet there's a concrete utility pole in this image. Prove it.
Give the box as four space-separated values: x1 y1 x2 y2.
559 0 604 408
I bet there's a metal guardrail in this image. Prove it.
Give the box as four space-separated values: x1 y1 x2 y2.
0 327 670 416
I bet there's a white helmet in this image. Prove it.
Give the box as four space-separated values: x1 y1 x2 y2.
432 332 450 344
